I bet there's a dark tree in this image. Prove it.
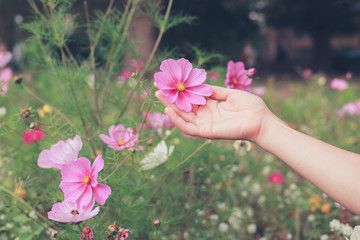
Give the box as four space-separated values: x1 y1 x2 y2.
263 0 358 70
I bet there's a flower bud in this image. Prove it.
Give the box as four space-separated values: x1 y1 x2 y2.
13 74 23 84
51 230 58 238
153 219 161 227
107 221 119 236
20 106 31 119
247 68 256 78
29 121 36 130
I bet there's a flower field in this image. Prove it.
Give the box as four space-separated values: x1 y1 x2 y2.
1 0 360 239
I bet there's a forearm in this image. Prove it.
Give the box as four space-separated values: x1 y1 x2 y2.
256 112 360 215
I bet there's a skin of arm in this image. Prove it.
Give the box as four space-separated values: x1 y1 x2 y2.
155 85 360 215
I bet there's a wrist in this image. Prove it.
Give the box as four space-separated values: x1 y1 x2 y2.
253 110 290 149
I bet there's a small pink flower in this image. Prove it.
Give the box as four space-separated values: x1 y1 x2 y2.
330 78 348 91
59 155 111 206
153 219 161 226
99 124 143 151
48 199 99 223
130 59 145 72
120 69 132 80
0 51 12 68
268 172 284 185
346 72 352 80
37 135 83 169
154 58 213 112
116 228 131 240
209 71 219 81
251 86 267 96
302 69 313 79
0 67 12 96
22 128 44 144
224 60 253 92
336 101 360 118
81 227 94 240
143 112 174 136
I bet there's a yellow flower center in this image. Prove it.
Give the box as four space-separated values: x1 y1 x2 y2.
71 209 79 216
117 140 126 146
176 82 186 92
232 77 238 85
82 177 91 184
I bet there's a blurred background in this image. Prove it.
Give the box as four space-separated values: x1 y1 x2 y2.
1 0 360 76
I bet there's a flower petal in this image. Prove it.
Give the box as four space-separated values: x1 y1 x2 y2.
154 72 176 89
92 184 111 205
175 92 192 112
60 182 87 203
183 91 206 105
91 155 104 181
186 84 213 97
78 185 93 207
160 58 192 84
184 68 206 87
160 89 178 104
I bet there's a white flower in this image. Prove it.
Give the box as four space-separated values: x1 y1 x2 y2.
241 191 248 197
286 233 292 239
183 232 190 240
229 208 242 231
140 141 174 170
307 214 315 222
218 222 229 233
0 106 6 117
329 219 341 232
213 164 220 171
261 166 271 175
196 209 205 217
247 223 257 234
347 226 360 240
250 183 261 195
233 140 252 156
320 234 329 240
258 195 266 205
342 224 354 237
209 214 219 223
217 202 228 211
85 74 95 90
246 207 254 217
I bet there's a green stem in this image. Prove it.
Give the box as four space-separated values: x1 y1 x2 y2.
21 84 93 153
117 0 173 119
0 184 56 228
149 140 211 200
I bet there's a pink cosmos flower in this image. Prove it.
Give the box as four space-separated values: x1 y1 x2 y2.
130 59 145 72
209 71 219 81
99 124 143 151
346 72 352 80
59 155 111 206
37 135 83 169
48 199 99 223
120 69 132 80
302 69 313 79
0 51 12 68
330 78 348 91
116 228 131 240
0 67 12 96
224 60 253 92
81 227 94 240
268 172 284 185
336 101 360 118
251 86 267 96
142 112 174 136
22 128 45 144
154 58 213 112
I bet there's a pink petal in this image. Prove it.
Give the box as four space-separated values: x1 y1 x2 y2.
78 185 93 207
82 198 95 212
175 92 192 112
183 91 206 105
160 89 178 104
160 58 192 83
154 72 177 89
91 155 104 182
93 184 111 205
60 182 87 203
186 84 213 97
184 68 206 87
37 149 62 169
99 134 113 145
61 157 91 182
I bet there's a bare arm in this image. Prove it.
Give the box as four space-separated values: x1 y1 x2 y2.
155 85 360 215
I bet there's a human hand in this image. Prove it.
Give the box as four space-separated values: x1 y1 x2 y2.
155 85 270 142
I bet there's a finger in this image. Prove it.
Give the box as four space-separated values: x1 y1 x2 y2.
165 107 199 136
155 91 197 123
209 85 234 101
